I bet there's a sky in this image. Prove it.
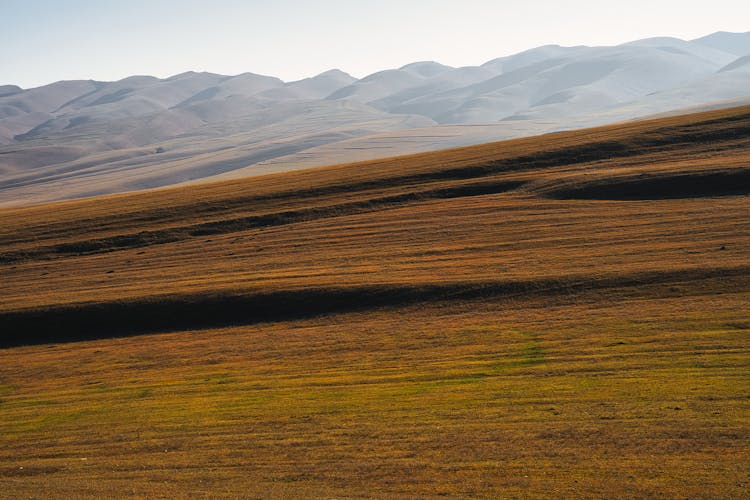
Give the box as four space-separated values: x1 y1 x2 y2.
1 0 749 88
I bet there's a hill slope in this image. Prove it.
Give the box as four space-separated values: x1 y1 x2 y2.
1 105 748 497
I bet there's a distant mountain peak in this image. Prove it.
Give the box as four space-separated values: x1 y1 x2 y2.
625 36 685 45
166 70 224 80
399 61 453 78
693 31 750 56
315 69 354 78
0 85 23 97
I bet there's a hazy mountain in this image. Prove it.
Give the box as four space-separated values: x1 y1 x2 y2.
693 31 750 56
1 30 749 206
719 54 750 72
0 85 22 98
176 72 283 105
481 45 591 73
402 44 724 124
259 69 356 100
369 65 499 114
625 36 737 65
326 68 429 103
0 80 100 143
612 52 750 116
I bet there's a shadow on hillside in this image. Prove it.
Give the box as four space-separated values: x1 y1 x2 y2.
2 266 748 348
546 169 750 200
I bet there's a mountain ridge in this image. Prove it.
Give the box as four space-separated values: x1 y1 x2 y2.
1 30 749 206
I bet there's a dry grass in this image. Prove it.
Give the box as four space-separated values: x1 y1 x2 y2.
0 105 749 498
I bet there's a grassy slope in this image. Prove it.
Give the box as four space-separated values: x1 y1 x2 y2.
0 106 749 497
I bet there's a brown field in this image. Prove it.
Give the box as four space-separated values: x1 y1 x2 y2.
0 106 749 498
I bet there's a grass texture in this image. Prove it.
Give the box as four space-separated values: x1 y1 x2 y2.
0 105 749 498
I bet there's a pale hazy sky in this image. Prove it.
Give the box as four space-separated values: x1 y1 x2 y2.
2 0 749 88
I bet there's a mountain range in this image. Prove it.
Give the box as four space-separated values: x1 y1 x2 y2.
1 30 749 206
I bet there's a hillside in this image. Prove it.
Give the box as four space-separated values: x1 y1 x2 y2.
1 31 749 206
0 106 748 497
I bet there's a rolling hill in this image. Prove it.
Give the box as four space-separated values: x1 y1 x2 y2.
1 31 749 207
0 105 748 497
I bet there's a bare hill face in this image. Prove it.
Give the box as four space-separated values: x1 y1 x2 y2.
1 31 749 206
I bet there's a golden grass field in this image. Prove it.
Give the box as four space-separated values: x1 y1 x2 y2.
0 106 749 498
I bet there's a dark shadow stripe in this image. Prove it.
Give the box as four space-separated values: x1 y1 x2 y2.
546 170 750 200
2 266 747 348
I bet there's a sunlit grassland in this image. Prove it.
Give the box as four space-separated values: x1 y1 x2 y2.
0 106 749 497
1 291 748 498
